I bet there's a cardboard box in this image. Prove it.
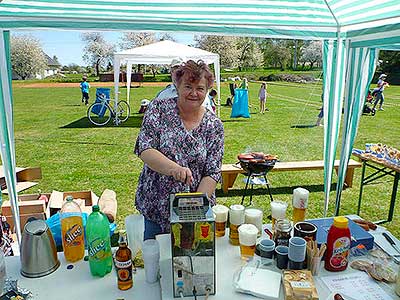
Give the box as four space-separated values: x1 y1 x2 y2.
0 166 42 194
47 190 98 217
4 212 46 231
1 193 50 231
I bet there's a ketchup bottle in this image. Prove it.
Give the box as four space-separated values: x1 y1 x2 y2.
324 216 351 272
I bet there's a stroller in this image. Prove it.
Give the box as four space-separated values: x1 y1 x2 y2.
362 90 376 116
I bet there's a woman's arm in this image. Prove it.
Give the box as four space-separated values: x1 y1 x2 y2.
140 148 193 184
197 176 217 198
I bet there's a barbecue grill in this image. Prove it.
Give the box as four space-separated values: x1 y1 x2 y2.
237 153 277 206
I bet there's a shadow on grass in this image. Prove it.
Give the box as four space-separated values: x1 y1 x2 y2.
60 115 144 128
216 183 337 198
291 124 317 128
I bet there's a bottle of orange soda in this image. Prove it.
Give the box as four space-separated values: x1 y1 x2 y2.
61 195 85 262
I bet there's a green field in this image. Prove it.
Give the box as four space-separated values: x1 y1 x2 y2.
9 79 400 236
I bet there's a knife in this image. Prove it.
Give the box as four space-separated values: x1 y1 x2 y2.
382 232 400 254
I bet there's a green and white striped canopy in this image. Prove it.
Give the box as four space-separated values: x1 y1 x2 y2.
0 0 400 42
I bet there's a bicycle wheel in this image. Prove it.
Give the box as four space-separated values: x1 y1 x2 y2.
87 102 112 126
116 101 130 123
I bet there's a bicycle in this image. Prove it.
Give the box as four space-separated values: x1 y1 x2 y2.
87 94 130 126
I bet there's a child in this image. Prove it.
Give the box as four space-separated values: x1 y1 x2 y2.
80 76 90 105
205 89 217 113
258 82 269 114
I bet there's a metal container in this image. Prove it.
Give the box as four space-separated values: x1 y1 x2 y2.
20 219 60 278
170 192 215 298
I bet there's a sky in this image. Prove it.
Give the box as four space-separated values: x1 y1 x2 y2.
13 30 195 66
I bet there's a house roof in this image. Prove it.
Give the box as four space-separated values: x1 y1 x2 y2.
44 53 61 67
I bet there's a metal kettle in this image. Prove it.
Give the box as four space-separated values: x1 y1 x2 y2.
20 219 60 278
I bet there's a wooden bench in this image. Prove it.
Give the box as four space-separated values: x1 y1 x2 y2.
221 159 362 194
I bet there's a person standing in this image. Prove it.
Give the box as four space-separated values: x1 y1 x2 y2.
154 58 183 100
258 82 269 114
134 60 224 240
80 76 90 105
373 74 389 111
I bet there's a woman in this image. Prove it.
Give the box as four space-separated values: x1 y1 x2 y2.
134 60 224 240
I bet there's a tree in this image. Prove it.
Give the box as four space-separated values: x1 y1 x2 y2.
236 37 263 71
195 35 239 68
300 41 322 70
10 35 47 80
81 32 115 76
119 32 156 50
262 40 291 70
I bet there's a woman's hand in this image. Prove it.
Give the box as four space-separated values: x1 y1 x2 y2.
171 166 193 185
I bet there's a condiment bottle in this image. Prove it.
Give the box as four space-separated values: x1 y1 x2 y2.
60 195 85 262
115 231 133 290
274 219 292 247
324 216 351 272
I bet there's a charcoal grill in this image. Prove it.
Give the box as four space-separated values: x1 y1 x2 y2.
237 153 277 206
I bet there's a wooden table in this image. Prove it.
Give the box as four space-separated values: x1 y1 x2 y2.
221 159 362 194
353 152 400 224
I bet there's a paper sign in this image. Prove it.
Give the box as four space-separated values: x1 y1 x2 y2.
320 272 393 300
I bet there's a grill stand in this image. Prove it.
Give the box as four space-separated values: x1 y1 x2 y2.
240 171 274 206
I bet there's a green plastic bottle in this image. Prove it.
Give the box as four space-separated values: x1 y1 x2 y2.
86 205 112 277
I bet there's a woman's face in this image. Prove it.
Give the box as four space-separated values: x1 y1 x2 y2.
177 74 208 110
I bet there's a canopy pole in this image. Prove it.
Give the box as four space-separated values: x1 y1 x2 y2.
0 30 21 244
126 62 132 106
113 57 120 112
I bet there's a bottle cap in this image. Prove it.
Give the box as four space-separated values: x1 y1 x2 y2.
333 216 348 229
92 205 100 212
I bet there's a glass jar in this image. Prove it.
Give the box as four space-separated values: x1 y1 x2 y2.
274 219 292 247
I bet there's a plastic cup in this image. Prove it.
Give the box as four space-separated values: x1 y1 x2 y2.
258 239 275 258
212 205 229 237
142 239 160 283
288 237 306 270
275 245 289 269
311 256 322 275
238 224 258 260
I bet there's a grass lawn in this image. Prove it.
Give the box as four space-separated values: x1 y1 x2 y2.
9 79 400 237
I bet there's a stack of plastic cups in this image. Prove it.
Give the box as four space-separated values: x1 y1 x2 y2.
142 239 160 284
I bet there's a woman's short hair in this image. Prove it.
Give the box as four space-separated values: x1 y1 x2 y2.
173 60 214 89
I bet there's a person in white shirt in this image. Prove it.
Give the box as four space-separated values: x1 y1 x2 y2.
373 74 389 111
155 58 183 100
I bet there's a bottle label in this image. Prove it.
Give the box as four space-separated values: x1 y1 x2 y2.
64 224 83 246
115 260 132 269
330 237 350 268
89 238 108 260
115 259 132 282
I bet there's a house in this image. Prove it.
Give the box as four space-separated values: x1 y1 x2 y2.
12 52 62 80
35 53 61 79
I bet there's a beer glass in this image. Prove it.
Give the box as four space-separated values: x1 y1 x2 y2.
212 204 229 237
238 224 258 260
292 188 309 224
244 208 263 237
229 204 245 246
270 201 288 230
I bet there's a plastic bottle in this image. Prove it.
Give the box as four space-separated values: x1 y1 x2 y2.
60 195 85 262
86 205 112 277
115 232 133 290
324 216 351 272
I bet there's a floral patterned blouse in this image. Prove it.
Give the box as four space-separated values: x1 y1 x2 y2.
134 96 224 232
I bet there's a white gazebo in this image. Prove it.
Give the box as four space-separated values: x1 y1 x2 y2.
113 40 221 115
